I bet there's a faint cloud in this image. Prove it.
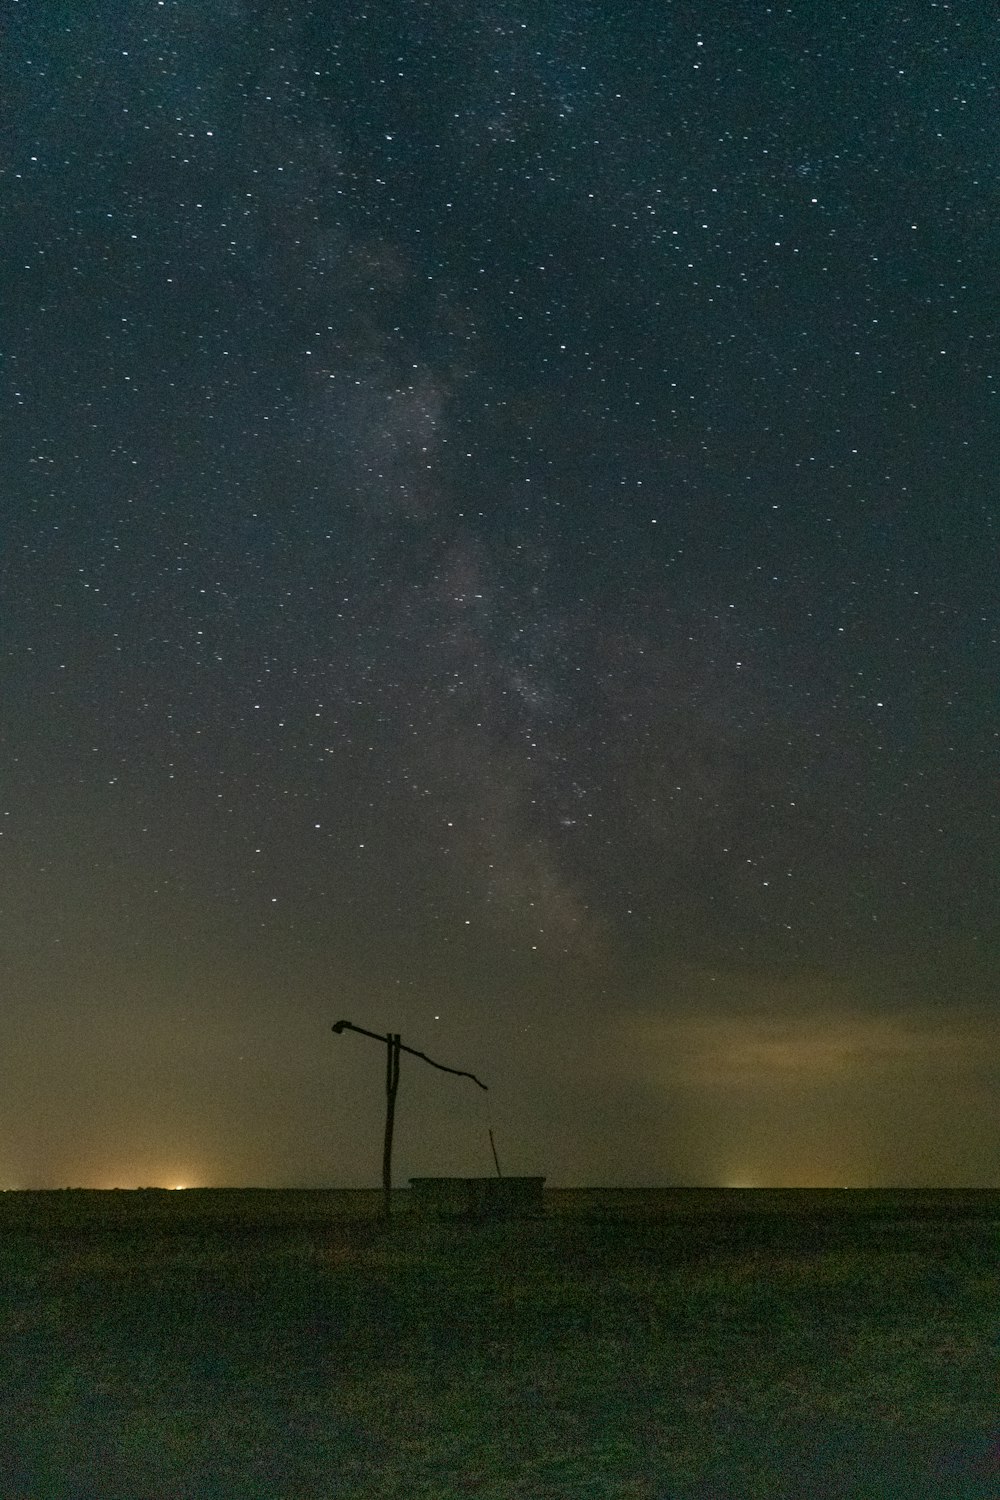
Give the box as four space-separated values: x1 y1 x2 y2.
603 966 1000 1186
623 966 993 1088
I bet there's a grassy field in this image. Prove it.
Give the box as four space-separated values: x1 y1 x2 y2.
1 1187 998 1498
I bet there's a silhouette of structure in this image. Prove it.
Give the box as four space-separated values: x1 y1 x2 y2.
331 1019 488 1217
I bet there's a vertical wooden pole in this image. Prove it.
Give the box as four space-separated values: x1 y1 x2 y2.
382 1033 401 1218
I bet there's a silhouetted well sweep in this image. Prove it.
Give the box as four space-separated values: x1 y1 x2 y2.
331 1019 488 1217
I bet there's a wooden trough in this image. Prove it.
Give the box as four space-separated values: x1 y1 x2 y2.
409 1176 545 1219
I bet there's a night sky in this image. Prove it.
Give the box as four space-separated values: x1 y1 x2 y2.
2 2 997 1189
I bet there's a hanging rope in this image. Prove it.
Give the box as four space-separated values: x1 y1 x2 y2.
480 1080 503 1177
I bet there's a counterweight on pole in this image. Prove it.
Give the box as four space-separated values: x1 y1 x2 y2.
331 1019 489 1216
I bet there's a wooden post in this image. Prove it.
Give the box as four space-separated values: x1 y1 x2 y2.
382 1033 401 1218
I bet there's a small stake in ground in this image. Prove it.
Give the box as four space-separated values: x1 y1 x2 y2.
331 1019 488 1218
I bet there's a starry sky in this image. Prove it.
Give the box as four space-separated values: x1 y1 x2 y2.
2 1 997 1189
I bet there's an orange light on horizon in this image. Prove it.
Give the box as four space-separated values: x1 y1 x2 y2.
86 1170 205 1191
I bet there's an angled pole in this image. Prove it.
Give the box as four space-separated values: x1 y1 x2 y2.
332 1019 488 1088
331 1019 488 1217
489 1128 503 1178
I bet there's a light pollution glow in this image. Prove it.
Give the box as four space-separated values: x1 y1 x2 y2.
3 964 997 1190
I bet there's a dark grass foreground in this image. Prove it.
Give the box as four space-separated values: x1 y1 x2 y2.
1 1188 998 1498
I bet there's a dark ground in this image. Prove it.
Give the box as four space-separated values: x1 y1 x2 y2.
1 1188 998 1498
